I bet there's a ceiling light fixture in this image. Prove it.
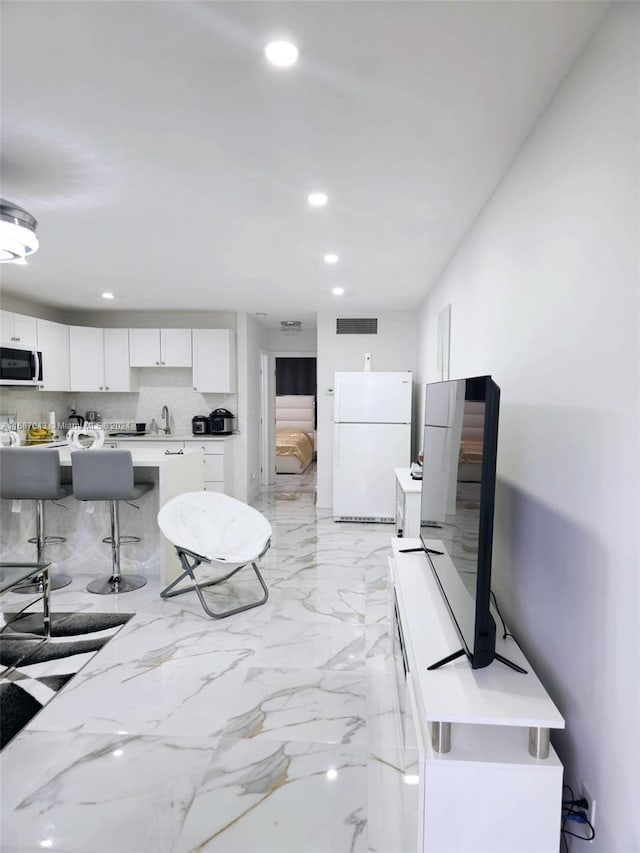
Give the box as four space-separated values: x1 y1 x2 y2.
101 292 114 300
0 199 39 263
324 253 339 264
307 192 328 207
332 287 344 296
264 40 299 68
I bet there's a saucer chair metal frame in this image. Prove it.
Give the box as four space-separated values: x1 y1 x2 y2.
158 492 270 619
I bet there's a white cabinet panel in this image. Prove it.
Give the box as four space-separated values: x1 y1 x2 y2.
184 439 233 494
129 328 191 367
104 329 134 391
192 329 236 393
37 319 70 391
161 329 192 366
117 440 185 453
69 326 137 392
1 311 37 347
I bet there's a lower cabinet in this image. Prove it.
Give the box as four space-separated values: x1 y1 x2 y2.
184 440 234 494
113 439 234 496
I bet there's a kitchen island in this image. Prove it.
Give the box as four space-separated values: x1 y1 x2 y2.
0 446 204 587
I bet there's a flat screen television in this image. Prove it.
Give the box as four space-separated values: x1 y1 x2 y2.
416 375 524 673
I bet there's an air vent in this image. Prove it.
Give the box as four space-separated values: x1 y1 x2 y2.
280 320 302 333
336 318 378 335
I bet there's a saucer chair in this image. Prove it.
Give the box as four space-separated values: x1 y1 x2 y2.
157 491 270 619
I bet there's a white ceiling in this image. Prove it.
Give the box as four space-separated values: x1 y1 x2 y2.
0 1 609 329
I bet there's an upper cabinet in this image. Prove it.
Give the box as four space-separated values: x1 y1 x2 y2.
192 329 236 393
129 328 192 367
69 326 138 392
37 319 70 391
0 310 37 347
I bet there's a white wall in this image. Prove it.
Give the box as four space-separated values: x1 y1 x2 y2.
236 313 273 504
416 6 639 850
316 311 419 508
268 327 316 352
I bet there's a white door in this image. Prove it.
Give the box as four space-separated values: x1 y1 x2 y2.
334 372 412 423
333 422 411 519
37 319 70 391
192 329 236 393
129 328 161 366
161 329 192 366
104 329 133 391
69 326 105 391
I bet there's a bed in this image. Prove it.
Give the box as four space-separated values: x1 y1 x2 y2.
275 395 315 474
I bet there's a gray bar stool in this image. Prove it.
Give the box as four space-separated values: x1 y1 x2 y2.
71 449 154 595
0 447 72 592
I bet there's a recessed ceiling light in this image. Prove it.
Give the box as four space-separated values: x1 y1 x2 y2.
308 192 328 207
264 41 299 68
332 287 344 296
101 292 114 300
324 253 339 264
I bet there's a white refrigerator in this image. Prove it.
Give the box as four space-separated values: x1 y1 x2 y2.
333 371 412 521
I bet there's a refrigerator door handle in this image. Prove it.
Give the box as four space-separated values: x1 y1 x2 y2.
335 427 340 467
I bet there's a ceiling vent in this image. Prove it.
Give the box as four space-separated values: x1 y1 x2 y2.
280 320 302 334
336 318 378 335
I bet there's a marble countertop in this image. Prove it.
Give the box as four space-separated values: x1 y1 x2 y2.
108 432 238 442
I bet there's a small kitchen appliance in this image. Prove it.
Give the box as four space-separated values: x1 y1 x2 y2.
192 415 209 435
209 408 234 435
0 344 43 386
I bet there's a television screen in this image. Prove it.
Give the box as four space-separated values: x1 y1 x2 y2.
419 375 506 670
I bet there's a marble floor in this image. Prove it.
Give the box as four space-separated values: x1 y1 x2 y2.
0 466 417 853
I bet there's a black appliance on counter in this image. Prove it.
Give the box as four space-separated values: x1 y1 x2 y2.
209 408 235 435
192 415 209 435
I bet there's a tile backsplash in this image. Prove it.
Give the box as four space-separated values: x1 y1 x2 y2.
0 368 237 436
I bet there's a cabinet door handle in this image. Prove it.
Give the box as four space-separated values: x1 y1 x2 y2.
105 386 109 390
156 361 160 365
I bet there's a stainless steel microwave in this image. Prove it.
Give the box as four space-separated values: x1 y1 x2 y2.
0 344 43 385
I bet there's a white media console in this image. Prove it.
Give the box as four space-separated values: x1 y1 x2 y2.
390 537 565 853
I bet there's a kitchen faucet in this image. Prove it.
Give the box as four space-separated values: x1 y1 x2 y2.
161 404 171 435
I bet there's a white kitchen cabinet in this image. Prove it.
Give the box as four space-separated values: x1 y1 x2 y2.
192 329 236 393
36 318 70 391
69 326 138 392
129 328 192 367
116 440 185 454
0 310 37 347
184 440 234 494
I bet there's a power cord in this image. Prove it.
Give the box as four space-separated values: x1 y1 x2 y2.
489 590 516 641
561 784 595 849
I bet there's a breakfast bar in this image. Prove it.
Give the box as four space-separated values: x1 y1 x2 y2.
0 446 204 588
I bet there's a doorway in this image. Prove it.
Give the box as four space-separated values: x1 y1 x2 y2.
273 353 317 487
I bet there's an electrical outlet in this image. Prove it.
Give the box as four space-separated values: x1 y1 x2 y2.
581 782 596 838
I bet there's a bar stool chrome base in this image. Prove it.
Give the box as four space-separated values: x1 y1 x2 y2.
13 571 72 593
102 535 141 545
87 573 147 595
